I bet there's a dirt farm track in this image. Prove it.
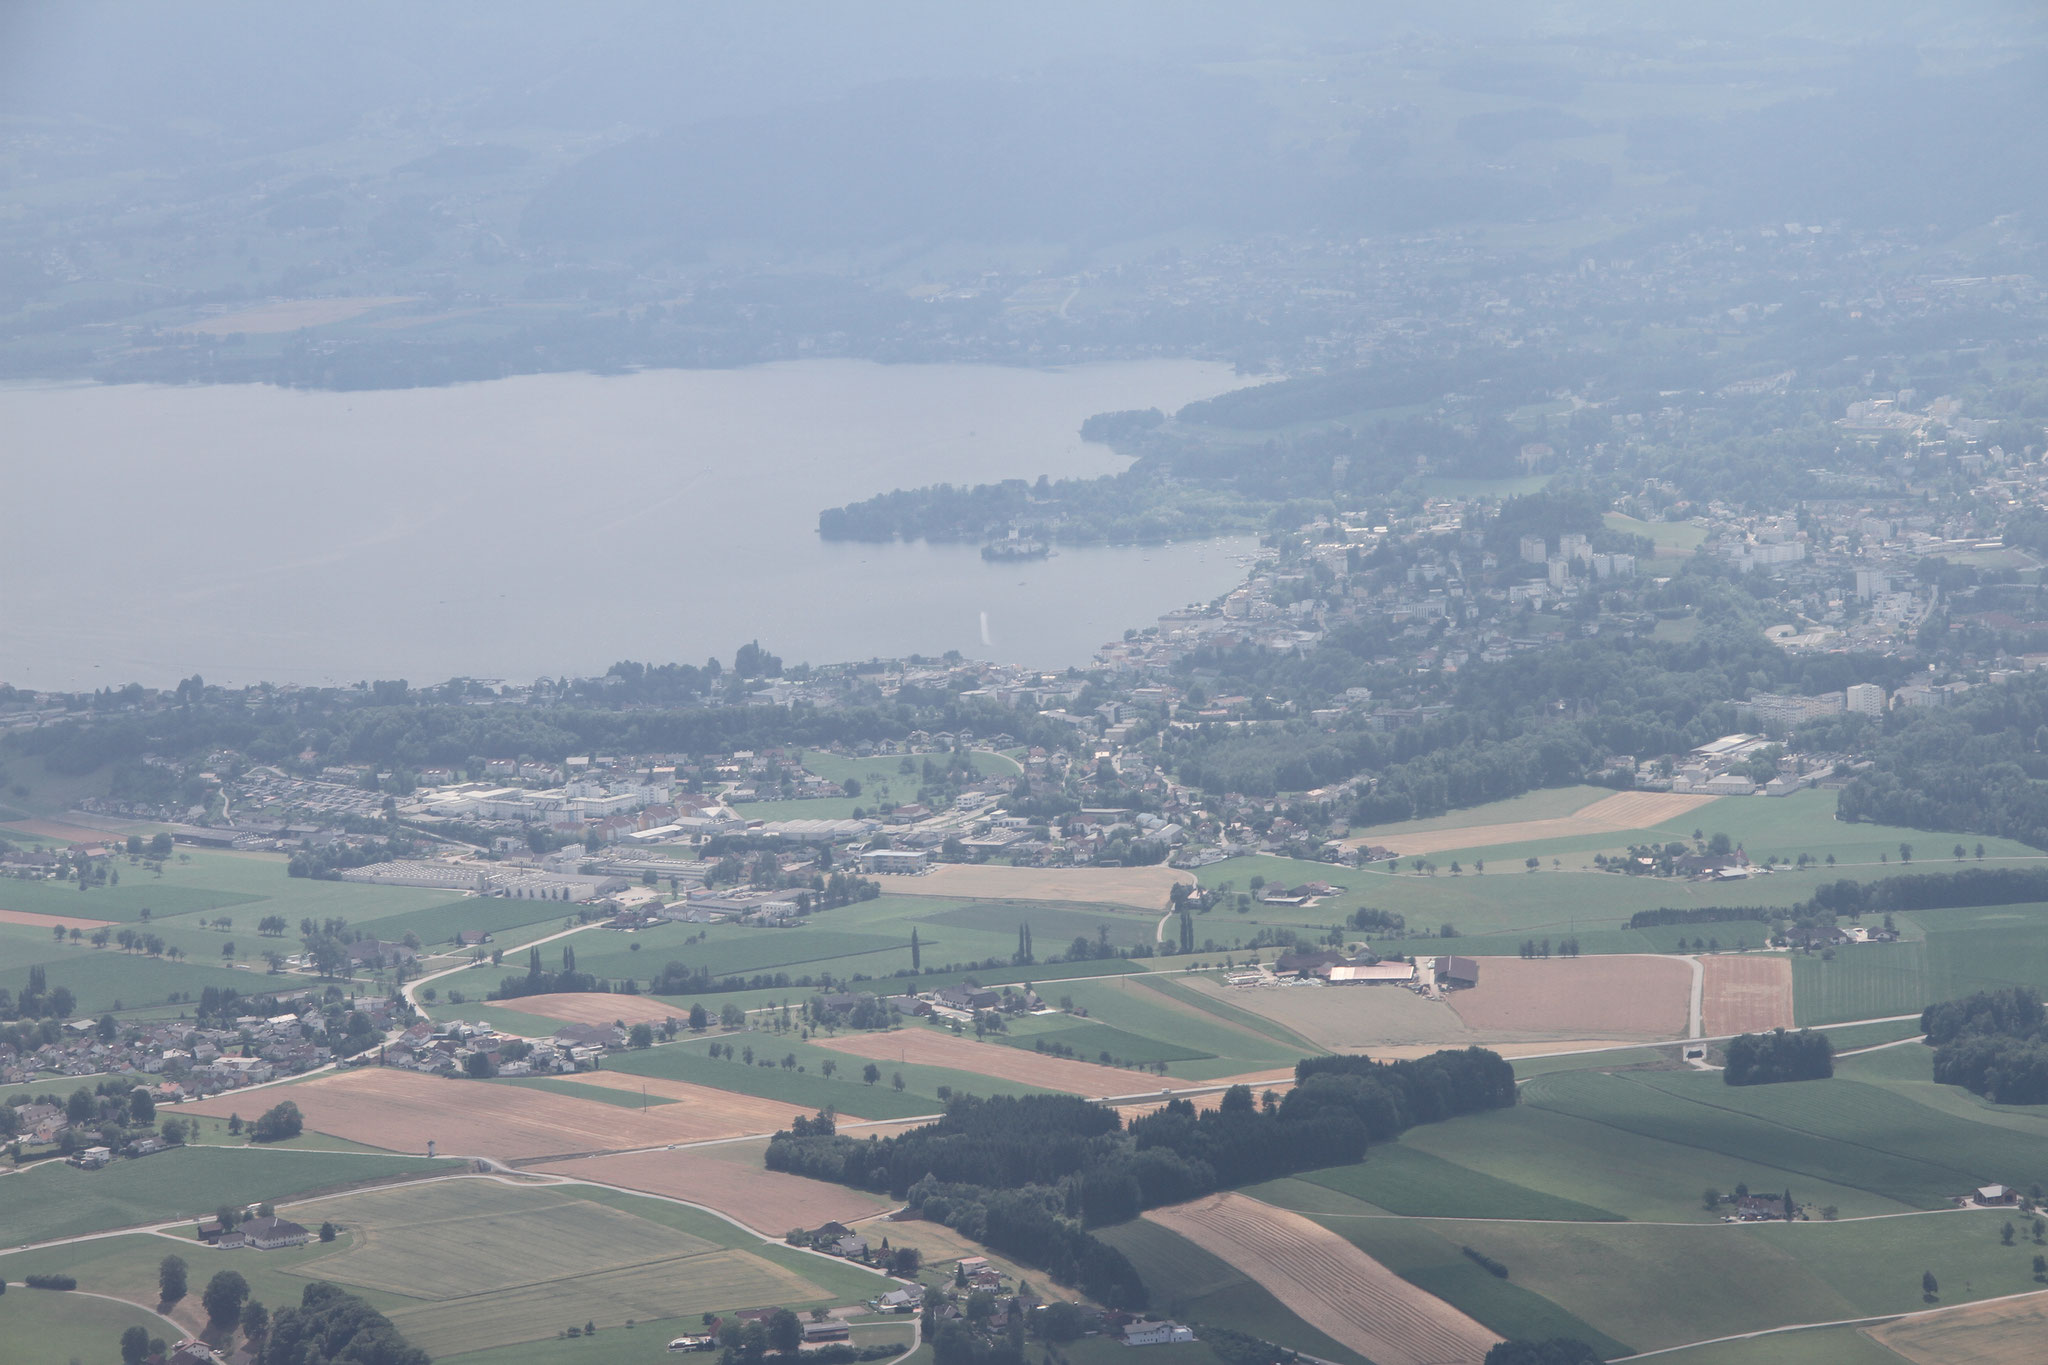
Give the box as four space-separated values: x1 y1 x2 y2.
1144 1192 1500 1365
1355 790 1720 857
182 1065 816 1159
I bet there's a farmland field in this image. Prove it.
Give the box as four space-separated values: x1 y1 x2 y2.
1444 955 1691 1039
1869 1292 2048 1364
180 1065 813 1158
0 1145 458 1244
531 1148 893 1234
1096 1216 1373 1365
1144 1193 1502 1365
1270 1144 1623 1222
0 1280 177 1365
884 863 1189 910
602 1033 988 1116
1702 954 1796 1034
812 1024 1166 1095
1794 902 2048 1025
1355 790 1721 858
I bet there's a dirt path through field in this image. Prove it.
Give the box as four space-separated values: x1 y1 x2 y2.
879 863 1192 910
812 1028 1160 1096
1144 1192 1500 1365
1351 791 1719 857
1700 955 1795 1035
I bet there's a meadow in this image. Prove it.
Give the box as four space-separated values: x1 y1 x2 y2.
0 1281 175 1365
1794 902 2048 1024
0 1146 460 1245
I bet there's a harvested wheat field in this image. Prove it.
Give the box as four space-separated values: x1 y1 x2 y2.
813 1028 1160 1096
1701 954 1795 1035
1867 1292 2048 1365
1357 791 1719 857
1145 1192 1500 1365
1444 955 1690 1040
0 907 115 931
532 1148 892 1234
884 863 1192 910
496 993 697 1028
181 1066 810 1159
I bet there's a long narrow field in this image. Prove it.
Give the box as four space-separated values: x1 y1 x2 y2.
529 1148 893 1233
180 1065 812 1158
811 1026 1163 1096
491 992 697 1028
1702 954 1795 1035
1444 955 1691 1040
0 907 115 931
1143 1192 1501 1365
1354 791 1720 857
878 863 1191 910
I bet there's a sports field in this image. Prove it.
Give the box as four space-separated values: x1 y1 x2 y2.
1145 1193 1501 1365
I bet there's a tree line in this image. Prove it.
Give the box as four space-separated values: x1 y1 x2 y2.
1924 988 2048 1105
1723 1029 1834 1086
765 1048 1514 1305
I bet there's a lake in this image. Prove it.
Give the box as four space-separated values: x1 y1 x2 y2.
0 360 1257 689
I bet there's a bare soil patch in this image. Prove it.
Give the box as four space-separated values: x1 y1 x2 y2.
813 1028 1159 1096
0 907 115 931
1144 1192 1500 1365
533 1148 891 1235
1868 1292 2048 1365
1701 954 1795 1035
884 864 1192 910
1357 791 1720 857
1444 956 1690 1040
181 1066 808 1159
175 296 415 335
497 993 696 1028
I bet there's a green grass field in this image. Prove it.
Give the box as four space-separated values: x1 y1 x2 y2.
601 1035 962 1116
0 1147 461 1244
1275 1144 1624 1221
1795 902 2048 1024
0 1279 177 1365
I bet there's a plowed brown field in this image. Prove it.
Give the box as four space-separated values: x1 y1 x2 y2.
181 1066 811 1158
812 1028 1160 1096
496 993 694 1028
880 863 1191 910
532 1148 892 1233
1701 954 1795 1035
1144 1193 1500 1365
0 908 115 931
1444 955 1690 1039
1356 790 1719 856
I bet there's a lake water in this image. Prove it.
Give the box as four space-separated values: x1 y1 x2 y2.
0 361 1258 689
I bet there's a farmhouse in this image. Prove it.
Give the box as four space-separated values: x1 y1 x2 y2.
241 1215 311 1249
1976 1184 2017 1205
1124 1321 1196 1346
1436 956 1481 988
1734 1195 1787 1221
